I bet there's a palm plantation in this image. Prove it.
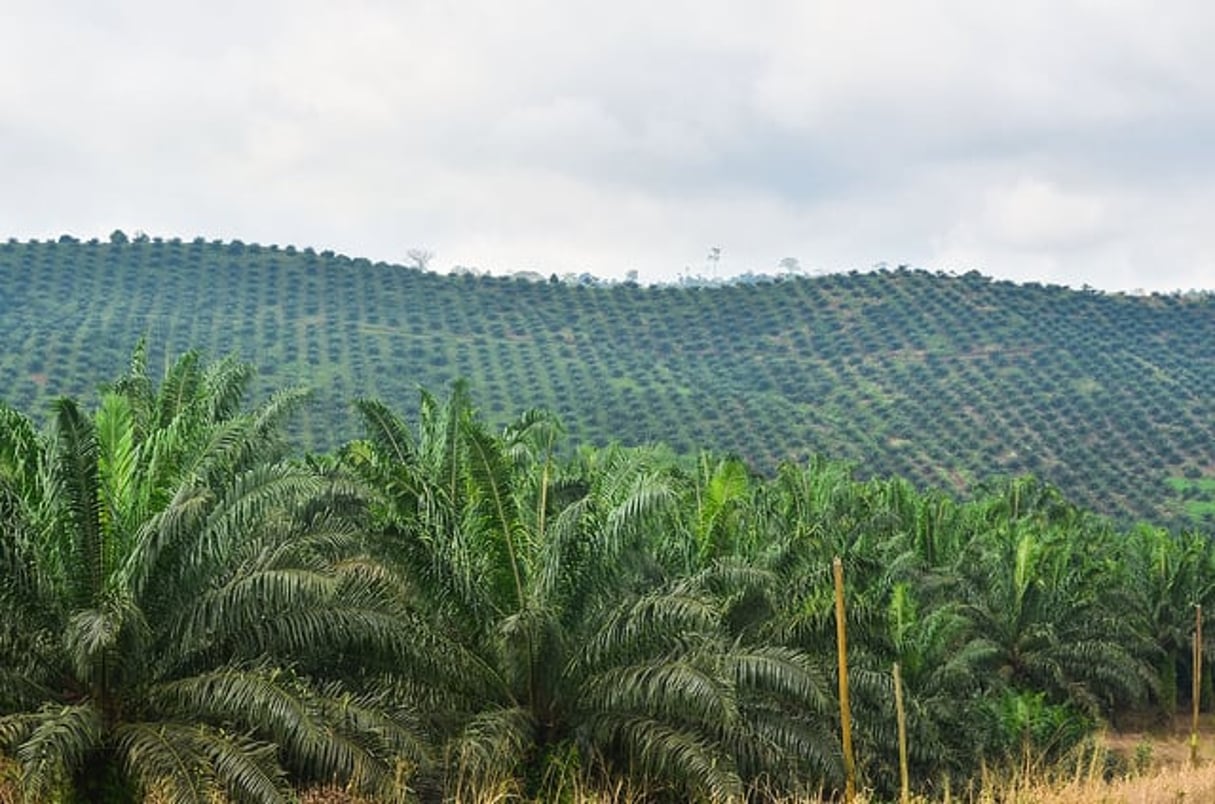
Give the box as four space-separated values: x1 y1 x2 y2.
2 343 1214 801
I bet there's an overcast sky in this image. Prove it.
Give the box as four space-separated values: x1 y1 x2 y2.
4 1 1214 291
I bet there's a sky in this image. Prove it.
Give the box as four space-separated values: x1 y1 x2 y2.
3 0 1214 292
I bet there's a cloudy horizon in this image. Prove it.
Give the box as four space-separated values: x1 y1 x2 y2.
4 0 1214 292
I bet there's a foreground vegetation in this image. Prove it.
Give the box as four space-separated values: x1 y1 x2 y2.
1 235 1213 527
3 345 1215 801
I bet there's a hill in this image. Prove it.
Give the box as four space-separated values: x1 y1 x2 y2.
1 234 1212 527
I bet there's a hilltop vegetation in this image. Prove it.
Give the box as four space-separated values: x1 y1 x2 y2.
1 234 1213 527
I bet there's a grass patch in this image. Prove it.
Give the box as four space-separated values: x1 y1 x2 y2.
1166 476 1215 493
1165 475 1215 520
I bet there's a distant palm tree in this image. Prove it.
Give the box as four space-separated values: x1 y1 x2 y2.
0 345 425 803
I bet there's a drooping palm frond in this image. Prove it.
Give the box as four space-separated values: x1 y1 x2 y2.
583 713 744 802
725 702 840 788
222 386 313 473
580 657 737 731
183 727 292 803
725 644 832 712
112 721 213 804
117 721 295 804
181 464 325 586
149 667 409 793
575 591 721 674
8 704 102 801
444 705 536 794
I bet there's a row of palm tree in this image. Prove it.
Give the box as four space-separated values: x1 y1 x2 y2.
3 237 1213 526
3 345 1214 802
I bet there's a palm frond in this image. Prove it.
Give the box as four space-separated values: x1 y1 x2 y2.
584 713 744 802
577 591 719 672
462 423 528 614
113 721 211 804
0 403 45 503
191 727 293 803
150 667 394 791
184 464 321 583
202 352 256 422
580 658 736 730
165 567 342 666
95 391 139 558
728 704 841 785
726 645 832 711
445 706 536 792
63 596 137 685
51 397 105 608
107 337 155 439
11 703 102 800
353 398 417 466
155 349 204 428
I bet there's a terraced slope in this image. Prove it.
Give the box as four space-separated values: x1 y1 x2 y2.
1 235 1213 527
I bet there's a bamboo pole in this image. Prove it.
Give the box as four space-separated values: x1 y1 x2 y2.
834 556 857 803
1193 603 1203 768
894 662 910 804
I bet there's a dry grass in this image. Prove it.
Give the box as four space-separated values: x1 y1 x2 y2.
1013 762 1215 804
6 743 1215 803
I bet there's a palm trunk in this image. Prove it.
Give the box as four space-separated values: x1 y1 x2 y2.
1160 651 1178 723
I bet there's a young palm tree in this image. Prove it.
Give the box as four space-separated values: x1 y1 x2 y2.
0 346 426 803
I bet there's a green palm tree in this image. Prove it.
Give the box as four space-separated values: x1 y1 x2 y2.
0 345 426 803
954 512 1155 718
753 462 990 793
1114 524 1215 720
344 385 836 800
854 582 997 794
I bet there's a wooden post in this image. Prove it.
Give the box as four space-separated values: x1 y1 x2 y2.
1193 603 1203 768
894 662 910 804
834 556 857 802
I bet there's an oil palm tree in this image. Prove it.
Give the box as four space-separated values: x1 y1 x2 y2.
954 513 1155 717
753 462 995 794
0 345 427 803
344 385 836 800
1114 524 1215 720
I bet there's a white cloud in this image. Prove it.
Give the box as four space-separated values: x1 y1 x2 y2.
967 178 1111 252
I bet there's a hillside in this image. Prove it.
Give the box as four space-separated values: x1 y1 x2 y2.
1 234 1213 527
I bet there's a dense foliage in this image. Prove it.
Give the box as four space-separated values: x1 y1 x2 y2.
1 235 1212 527
0 347 427 802
3 345 1215 801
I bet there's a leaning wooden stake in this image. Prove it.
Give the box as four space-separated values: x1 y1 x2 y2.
834 556 857 803
894 662 910 804
1193 603 1203 768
